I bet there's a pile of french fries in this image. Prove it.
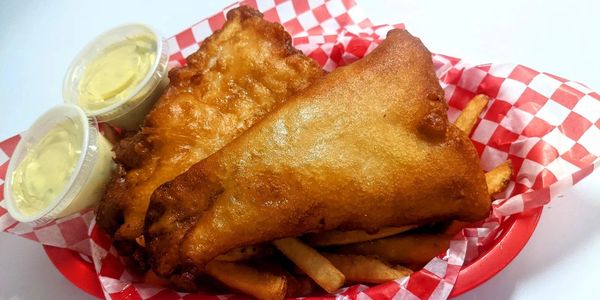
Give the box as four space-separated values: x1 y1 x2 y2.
142 95 513 300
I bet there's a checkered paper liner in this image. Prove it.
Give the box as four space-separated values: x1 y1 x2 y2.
1 0 599 299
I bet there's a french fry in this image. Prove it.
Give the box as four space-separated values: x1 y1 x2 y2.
336 233 452 267
486 160 513 195
205 260 287 300
304 225 418 246
454 94 490 134
215 244 274 262
273 238 345 293
443 160 513 235
442 161 513 235
248 259 317 298
322 253 412 283
455 92 511 190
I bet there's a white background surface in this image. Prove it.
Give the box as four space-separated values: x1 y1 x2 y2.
1 1 599 299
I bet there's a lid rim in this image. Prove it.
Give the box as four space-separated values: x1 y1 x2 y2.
3 104 97 225
62 23 169 119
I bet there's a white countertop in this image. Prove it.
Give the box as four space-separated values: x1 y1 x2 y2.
1 1 599 299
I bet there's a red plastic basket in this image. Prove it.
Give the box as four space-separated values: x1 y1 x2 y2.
44 206 542 299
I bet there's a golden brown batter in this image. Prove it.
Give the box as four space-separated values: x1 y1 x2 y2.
95 6 323 273
145 29 490 275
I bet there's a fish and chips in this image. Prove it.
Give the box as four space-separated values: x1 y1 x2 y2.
94 6 513 299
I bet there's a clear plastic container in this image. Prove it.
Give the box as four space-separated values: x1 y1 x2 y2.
62 24 169 130
4 104 115 225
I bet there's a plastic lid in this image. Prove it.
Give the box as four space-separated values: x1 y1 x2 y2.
62 24 169 123
4 104 102 225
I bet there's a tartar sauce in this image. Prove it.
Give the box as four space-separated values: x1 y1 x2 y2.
11 118 83 216
78 33 156 111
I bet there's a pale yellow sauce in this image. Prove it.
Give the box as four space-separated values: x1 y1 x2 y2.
78 34 156 111
11 119 83 216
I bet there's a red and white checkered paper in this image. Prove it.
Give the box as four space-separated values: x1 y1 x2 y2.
2 0 600 299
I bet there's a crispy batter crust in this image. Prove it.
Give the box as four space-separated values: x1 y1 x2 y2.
95 6 323 277
147 29 489 271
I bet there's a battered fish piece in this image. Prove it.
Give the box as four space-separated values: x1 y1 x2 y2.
95 6 323 266
146 29 490 271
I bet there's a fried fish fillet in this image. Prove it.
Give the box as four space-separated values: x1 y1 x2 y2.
145 29 490 272
95 6 323 264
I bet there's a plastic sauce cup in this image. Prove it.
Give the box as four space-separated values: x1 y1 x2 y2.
4 104 114 225
62 24 169 130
